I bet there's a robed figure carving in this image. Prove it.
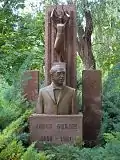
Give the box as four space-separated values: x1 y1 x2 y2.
51 6 70 62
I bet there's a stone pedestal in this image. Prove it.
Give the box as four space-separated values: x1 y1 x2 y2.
82 70 102 147
22 70 39 102
29 113 83 146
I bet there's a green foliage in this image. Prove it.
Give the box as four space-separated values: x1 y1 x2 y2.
17 132 30 147
104 132 120 143
41 140 120 160
0 0 25 10
0 77 32 159
0 88 32 159
0 77 32 130
21 144 48 160
0 109 32 151
0 1 44 84
101 63 120 135
0 140 24 160
44 144 82 160
91 0 120 72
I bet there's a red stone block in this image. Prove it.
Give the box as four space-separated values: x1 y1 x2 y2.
82 70 102 147
22 70 39 102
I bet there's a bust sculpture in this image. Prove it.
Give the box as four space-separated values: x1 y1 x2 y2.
51 6 70 62
36 63 77 115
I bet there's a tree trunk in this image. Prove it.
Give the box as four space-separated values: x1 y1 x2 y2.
77 10 96 70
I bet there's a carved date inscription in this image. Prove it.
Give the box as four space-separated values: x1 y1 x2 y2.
35 123 78 143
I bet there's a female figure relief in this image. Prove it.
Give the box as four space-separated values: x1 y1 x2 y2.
51 6 70 62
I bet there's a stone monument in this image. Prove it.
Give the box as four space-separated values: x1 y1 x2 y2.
28 4 102 147
29 5 83 146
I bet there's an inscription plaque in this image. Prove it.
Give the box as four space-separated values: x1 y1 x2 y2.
29 113 83 144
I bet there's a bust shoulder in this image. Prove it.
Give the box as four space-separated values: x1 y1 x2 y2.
39 85 51 92
64 85 76 92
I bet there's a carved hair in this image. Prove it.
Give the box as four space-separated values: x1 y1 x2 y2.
50 64 66 74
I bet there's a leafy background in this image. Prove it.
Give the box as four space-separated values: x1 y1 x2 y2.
0 0 120 159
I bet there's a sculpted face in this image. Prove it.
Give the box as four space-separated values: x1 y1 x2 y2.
52 70 65 85
50 65 65 86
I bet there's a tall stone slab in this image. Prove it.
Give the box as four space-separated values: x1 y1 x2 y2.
82 70 102 147
45 5 76 88
22 70 39 102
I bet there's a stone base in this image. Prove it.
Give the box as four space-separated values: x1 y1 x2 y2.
29 113 83 145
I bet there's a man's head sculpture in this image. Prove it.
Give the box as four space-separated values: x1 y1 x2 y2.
50 63 66 86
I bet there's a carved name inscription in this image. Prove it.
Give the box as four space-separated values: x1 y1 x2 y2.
29 114 83 144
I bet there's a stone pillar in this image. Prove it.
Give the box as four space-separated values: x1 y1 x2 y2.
82 70 102 147
22 70 39 102
45 5 76 88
